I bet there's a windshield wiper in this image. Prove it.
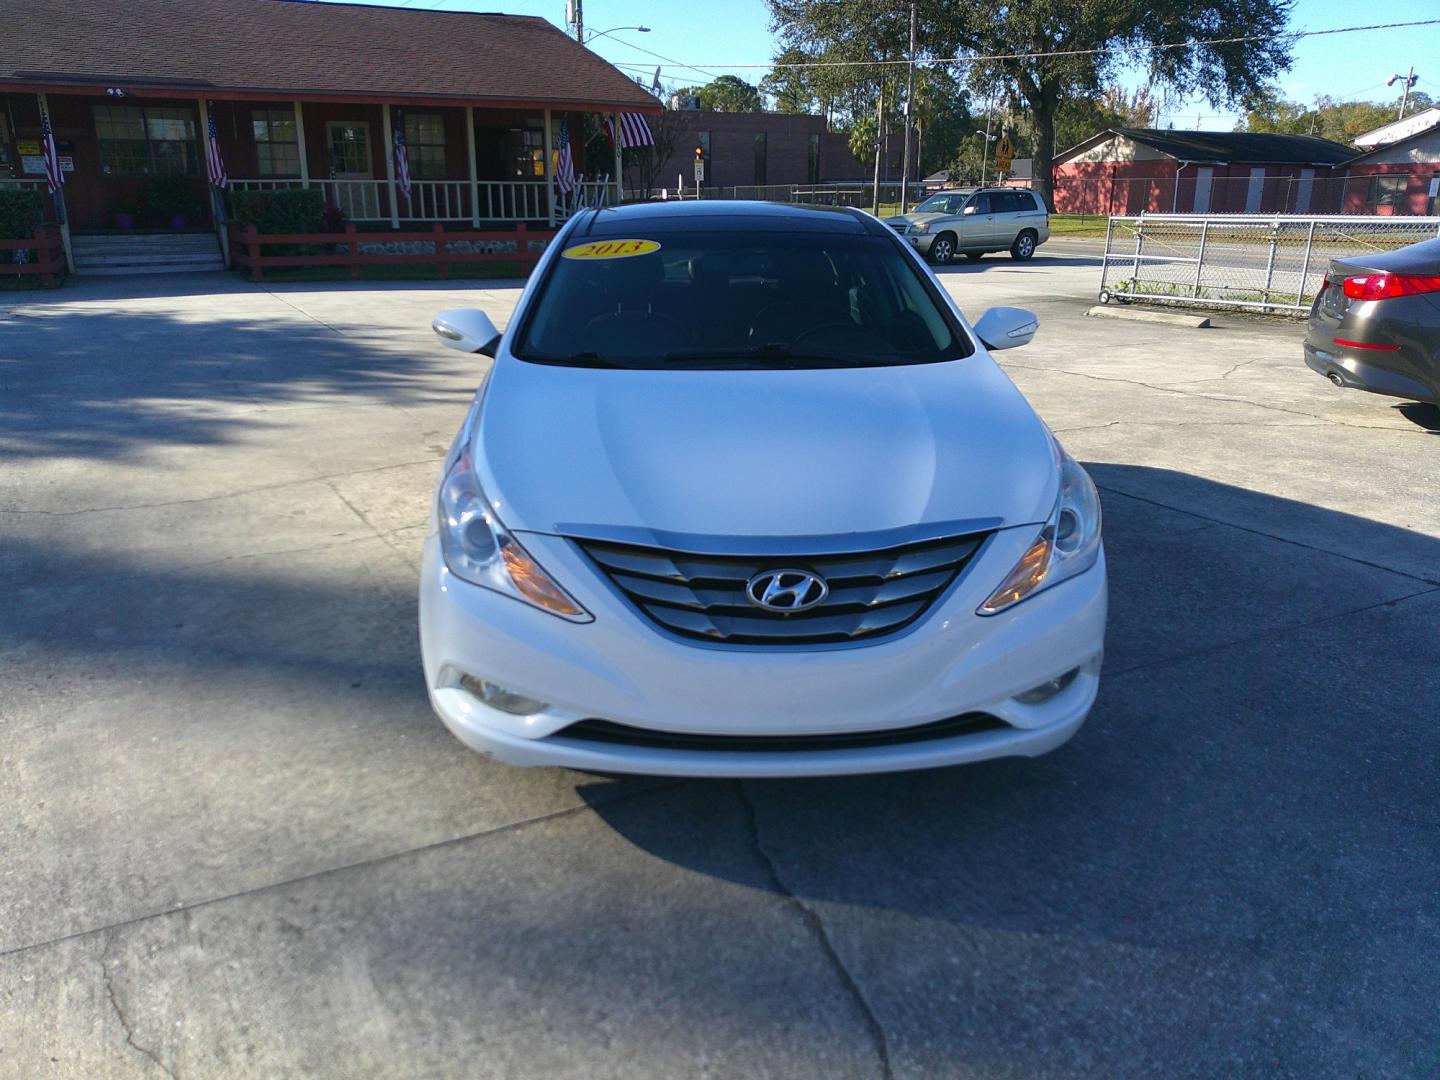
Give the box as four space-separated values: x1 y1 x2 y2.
660 343 873 367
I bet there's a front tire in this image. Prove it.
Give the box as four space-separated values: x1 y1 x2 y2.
929 233 956 265
1010 230 1038 261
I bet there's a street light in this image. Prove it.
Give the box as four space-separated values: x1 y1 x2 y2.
585 25 651 44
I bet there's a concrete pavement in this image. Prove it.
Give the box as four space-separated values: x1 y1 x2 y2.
2 256 1437 1077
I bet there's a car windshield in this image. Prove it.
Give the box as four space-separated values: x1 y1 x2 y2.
515 229 972 370
914 193 971 215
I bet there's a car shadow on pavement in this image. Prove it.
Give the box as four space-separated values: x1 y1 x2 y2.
1395 401 1440 432
577 465 1440 1072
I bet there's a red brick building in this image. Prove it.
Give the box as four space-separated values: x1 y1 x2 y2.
0 0 658 241
1051 128 1356 215
640 110 907 195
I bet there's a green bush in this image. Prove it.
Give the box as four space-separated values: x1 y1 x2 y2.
229 189 325 235
0 188 44 239
0 188 44 266
142 177 203 225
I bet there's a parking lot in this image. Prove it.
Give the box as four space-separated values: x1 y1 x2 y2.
2 248 1438 1077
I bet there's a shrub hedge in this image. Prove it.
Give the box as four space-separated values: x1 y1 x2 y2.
0 188 45 265
229 189 326 235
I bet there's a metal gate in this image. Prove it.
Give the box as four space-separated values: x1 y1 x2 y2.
1098 214 1440 315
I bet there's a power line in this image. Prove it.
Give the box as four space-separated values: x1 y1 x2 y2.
614 18 1440 73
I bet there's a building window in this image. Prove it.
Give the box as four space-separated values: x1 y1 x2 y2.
753 133 767 186
1368 174 1408 208
94 105 198 177
405 113 447 179
807 133 820 185
505 124 545 180
697 131 710 186
252 109 300 177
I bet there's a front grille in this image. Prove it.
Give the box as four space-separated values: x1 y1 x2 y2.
554 713 1006 752
575 532 986 646
888 220 910 234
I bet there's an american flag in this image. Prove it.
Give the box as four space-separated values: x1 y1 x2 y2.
605 113 655 150
555 118 575 195
204 101 227 189
392 109 411 201
39 103 64 193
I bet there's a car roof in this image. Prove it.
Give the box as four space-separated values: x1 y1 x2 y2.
580 200 881 236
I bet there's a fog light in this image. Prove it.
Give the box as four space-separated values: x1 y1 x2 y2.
459 674 548 716
1014 667 1080 705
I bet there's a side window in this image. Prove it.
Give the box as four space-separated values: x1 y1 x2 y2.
970 193 991 214
999 192 1025 214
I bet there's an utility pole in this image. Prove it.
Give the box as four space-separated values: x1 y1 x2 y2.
980 90 994 186
899 1 916 214
568 0 584 43
872 73 885 215
1388 67 1418 120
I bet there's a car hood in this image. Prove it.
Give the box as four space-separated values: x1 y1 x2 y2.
886 212 948 227
473 353 1058 544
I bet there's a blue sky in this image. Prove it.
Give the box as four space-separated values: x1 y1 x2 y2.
333 0 1440 129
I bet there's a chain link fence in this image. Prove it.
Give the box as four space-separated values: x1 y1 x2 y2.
1098 214 1440 315
1057 174 1440 218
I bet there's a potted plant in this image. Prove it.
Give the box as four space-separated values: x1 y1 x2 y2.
112 202 137 231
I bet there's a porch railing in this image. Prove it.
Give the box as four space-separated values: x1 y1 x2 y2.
227 177 614 224
229 221 554 282
0 225 66 286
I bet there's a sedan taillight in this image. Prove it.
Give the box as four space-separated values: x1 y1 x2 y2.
1341 272 1440 301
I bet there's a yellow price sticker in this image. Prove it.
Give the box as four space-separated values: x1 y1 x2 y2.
561 239 661 260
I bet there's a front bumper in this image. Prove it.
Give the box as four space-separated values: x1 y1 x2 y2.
419 525 1107 778
904 231 936 254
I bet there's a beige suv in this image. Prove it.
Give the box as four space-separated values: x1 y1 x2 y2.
884 188 1050 265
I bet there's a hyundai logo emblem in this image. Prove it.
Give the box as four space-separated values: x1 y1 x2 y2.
746 569 829 613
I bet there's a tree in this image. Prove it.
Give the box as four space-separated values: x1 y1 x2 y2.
676 75 765 113
769 0 1296 210
761 47 826 114
620 100 698 197
1238 89 1436 144
1053 84 1160 155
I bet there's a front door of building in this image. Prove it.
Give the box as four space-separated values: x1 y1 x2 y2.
326 121 378 220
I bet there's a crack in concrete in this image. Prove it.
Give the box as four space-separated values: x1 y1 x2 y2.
735 781 894 1080
0 457 442 517
101 929 179 1079
1004 362 1426 434
2 781 681 963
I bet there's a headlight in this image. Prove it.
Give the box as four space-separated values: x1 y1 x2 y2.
979 440 1101 615
911 221 931 234
438 450 591 621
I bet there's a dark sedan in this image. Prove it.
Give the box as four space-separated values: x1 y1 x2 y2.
1304 236 1440 405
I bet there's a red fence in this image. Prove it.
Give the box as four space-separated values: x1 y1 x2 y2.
0 227 66 287
229 223 555 282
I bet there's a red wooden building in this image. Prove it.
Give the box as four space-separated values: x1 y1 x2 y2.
1 0 659 267
1051 128 1356 216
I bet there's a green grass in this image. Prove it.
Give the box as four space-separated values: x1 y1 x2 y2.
1048 214 1111 238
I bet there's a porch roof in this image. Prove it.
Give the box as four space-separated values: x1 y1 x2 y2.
0 0 661 113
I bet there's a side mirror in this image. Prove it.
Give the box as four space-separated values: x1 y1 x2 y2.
962 205 978 216
432 308 501 357
973 307 1038 351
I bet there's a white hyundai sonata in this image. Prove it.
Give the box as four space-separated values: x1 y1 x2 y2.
419 201 1105 777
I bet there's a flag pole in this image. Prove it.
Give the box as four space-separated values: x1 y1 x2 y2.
36 93 73 274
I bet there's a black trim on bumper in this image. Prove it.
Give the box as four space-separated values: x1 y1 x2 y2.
552 713 1008 753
